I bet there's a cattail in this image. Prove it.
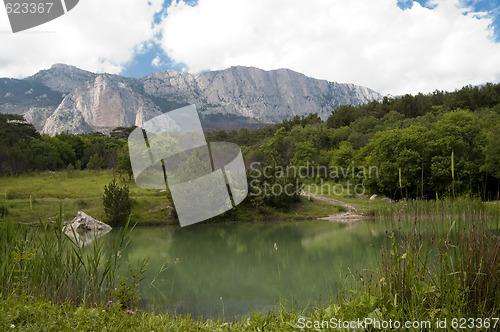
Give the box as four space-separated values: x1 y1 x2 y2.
451 151 455 198
451 151 455 180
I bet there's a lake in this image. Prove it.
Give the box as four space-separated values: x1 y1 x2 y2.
116 219 390 320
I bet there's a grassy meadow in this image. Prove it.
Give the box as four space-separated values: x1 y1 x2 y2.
0 170 344 225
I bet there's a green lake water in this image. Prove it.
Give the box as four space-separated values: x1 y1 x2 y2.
116 219 390 320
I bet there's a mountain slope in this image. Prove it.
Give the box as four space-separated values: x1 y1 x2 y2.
0 64 382 135
42 74 162 136
27 63 96 94
141 66 381 124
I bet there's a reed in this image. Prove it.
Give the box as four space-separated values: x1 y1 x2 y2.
0 208 136 306
377 196 485 221
351 212 500 321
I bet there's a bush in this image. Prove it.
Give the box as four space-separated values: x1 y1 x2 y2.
103 179 131 226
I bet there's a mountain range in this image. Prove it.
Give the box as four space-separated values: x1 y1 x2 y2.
0 64 382 135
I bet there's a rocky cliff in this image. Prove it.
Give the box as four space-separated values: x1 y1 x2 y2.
141 66 381 123
28 63 96 94
42 74 162 135
0 64 382 135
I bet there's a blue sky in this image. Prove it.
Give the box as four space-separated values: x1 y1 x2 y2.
1 0 499 95
121 0 500 76
121 0 500 94
120 0 194 77
398 0 500 38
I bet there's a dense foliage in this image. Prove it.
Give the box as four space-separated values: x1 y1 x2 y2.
1 82 500 202
1 82 500 328
0 117 131 175
209 83 500 200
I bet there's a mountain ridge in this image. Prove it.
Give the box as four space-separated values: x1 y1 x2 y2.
0 64 383 135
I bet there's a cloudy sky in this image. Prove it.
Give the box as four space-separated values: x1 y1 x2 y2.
0 0 499 95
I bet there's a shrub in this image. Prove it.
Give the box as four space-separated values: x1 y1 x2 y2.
103 179 132 226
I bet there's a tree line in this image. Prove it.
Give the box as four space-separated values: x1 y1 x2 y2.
1 82 499 208
0 116 132 176
209 83 500 201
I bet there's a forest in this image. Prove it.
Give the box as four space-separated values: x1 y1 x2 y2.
1 82 499 204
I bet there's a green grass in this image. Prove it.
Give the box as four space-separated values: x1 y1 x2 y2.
2 212 499 331
0 170 340 225
304 181 392 213
0 170 172 224
1 297 304 331
485 200 500 219
376 196 486 221
0 213 137 307
292 196 346 217
303 181 497 221
220 196 344 223
363 217 500 322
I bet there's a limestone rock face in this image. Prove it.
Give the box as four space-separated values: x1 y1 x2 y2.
22 107 54 130
27 63 96 94
42 74 162 135
141 66 382 123
3 64 383 134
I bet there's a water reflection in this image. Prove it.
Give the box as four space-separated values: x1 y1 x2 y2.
119 220 389 319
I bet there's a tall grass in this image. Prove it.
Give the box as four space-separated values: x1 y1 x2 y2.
342 212 500 322
0 208 136 306
376 196 485 221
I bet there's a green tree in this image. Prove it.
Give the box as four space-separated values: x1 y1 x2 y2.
103 179 132 226
248 162 300 211
87 153 104 170
117 146 133 181
362 126 429 198
326 105 365 129
290 141 317 169
427 109 485 195
259 127 289 163
330 141 355 180
481 125 500 178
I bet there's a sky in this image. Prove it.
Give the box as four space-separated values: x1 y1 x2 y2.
0 0 499 95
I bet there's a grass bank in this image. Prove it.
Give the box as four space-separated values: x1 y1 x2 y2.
304 181 392 215
0 170 343 225
2 212 499 331
305 180 499 220
1 175 499 331
1 211 499 330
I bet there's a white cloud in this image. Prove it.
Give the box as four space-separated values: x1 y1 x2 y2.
160 0 500 95
0 0 164 77
152 55 162 67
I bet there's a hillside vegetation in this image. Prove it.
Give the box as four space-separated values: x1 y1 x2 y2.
1 82 499 210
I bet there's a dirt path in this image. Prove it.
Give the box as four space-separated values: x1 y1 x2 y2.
301 191 370 223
